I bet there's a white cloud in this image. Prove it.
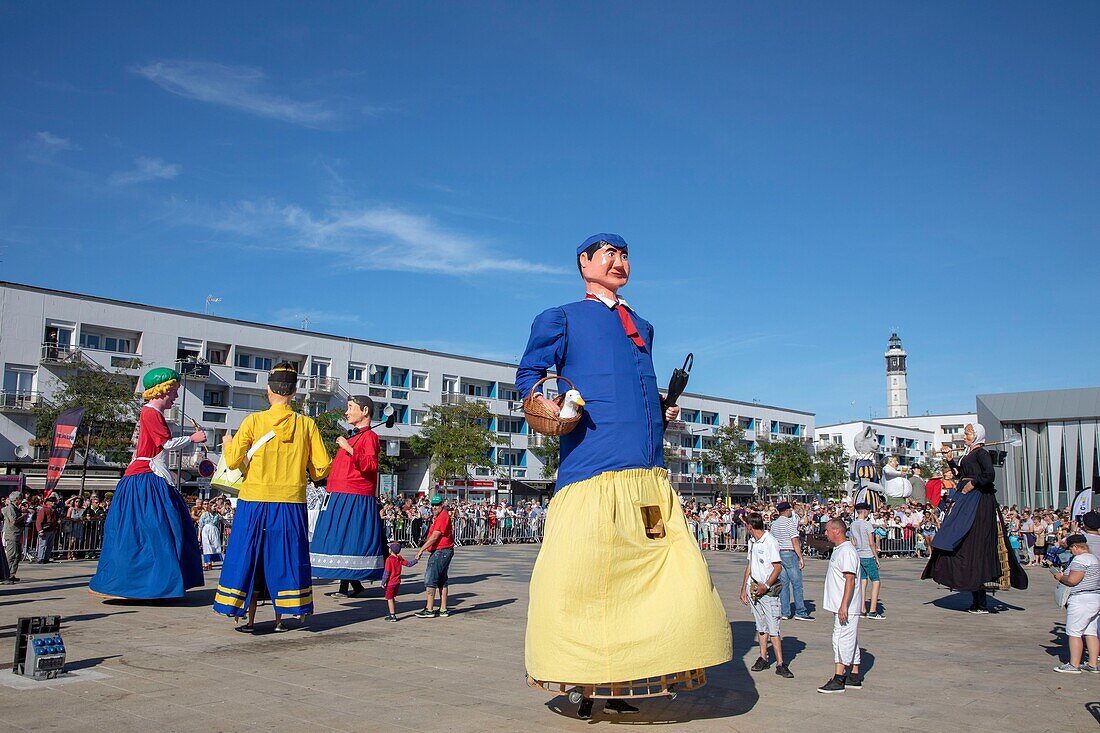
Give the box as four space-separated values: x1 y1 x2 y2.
194 199 564 277
109 157 181 185
35 131 79 151
133 60 340 128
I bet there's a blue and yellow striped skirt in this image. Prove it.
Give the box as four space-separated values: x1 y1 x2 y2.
213 500 314 618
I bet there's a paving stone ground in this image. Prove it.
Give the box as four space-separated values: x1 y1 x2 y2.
0 546 1095 732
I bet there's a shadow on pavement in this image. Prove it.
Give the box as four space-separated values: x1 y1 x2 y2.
541 620 760 724
1041 623 1069 663
925 592 1024 613
97 587 217 608
66 654 122 671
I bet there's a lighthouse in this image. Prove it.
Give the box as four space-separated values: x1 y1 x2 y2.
885 332 909 418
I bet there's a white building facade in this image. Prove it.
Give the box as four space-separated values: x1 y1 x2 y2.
815 420 934 467
875 413 977 455
0 282 813 500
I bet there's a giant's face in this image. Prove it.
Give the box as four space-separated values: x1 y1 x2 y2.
963 424 976 445
579 243 630 292
345 400 368 424
149 384 180 411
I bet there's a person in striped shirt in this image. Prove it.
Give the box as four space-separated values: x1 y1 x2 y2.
1053 534 1100 674
771 502 813 621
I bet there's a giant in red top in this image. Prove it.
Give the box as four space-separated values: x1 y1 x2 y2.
425 508 455 551
327 429 380 496
123 406 172 476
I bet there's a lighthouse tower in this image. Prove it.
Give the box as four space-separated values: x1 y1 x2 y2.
885 332 909 418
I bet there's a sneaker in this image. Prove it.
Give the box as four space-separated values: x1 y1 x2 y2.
385 614 398 622
437 608 450 617
817 677 846 694
967 607 990 615
1081 664 1099 674
326 592 348 599
413 608 439 619
792 615 815 622
867 612 885 620
1053 663 1081 674
775 664 794 679
750 656 771 672
844 675 862 689
781 615 793 620
604 699 639 714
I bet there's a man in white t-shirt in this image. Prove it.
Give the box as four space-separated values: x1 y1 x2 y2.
739 512 793 678
818 518 864 693
1053 533 1100 674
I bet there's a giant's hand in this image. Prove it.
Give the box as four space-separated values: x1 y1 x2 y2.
190 430 207 444
665 404 680 422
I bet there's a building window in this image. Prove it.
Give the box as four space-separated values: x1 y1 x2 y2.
498 416 525 434
80 333 101 350
390 368 409 388
410 409 427 426
202 411 227 423
348 363 365 382
310 359 330 378
499 385 520 402
369 365 389 386
255 356 273 372
412 371 429 391
204 390 225 407
235 371 257 383
236 353 252 368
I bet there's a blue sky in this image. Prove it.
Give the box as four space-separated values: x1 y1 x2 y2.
2 2 1097 424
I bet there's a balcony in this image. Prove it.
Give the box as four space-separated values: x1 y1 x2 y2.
0 391 51 413
666 419 687 433
40 344 107 372
304 376 339 395
441 393 466 406
176 359 212 381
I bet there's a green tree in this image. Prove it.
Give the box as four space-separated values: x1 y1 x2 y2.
529 434 560 480
408 402 505 497
33 368 143 470
312 409 346 457
813 442 849 499
314 407 405 474
663 441 679 472
760 437 814 492
703 424 754 486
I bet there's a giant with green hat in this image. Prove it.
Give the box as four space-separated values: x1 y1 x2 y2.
142 367 181 399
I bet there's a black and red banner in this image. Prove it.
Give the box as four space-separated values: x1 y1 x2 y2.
44 407 85 496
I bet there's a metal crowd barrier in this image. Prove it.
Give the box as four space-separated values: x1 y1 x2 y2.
18 519 106 562
688 521 922 558
381 515 545 548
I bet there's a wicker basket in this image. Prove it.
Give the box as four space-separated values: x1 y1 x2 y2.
523 376 583 436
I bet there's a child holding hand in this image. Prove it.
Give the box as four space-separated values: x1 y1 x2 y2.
382 541 417 621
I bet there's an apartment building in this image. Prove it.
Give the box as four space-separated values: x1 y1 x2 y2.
0 281 814 500
815 420 935 467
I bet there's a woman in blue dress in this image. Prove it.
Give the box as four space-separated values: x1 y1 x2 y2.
89 367 206 600
310 395 387 598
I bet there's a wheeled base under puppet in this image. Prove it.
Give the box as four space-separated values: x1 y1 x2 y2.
528 668 707 717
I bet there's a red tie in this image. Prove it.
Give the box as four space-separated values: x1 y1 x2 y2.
587 294 646 348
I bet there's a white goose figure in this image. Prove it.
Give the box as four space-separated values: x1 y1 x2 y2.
558 389 586 420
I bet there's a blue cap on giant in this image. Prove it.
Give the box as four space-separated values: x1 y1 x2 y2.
577 233 629 256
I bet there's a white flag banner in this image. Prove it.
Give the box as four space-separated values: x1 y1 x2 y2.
1071 488 1094 519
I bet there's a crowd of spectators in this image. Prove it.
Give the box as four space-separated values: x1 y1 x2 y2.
0 485 1086 567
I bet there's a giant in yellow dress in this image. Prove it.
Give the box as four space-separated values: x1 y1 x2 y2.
526 468 731 684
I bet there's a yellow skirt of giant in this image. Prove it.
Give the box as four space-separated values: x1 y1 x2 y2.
525 468 732 684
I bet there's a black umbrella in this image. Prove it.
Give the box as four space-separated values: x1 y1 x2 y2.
663 352 693 427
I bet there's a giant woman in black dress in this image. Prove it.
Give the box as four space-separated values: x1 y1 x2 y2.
921 423 1027 611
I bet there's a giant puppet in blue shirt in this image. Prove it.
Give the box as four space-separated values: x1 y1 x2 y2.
518 234 731 717
516 235 667 490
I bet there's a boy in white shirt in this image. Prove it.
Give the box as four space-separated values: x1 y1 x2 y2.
739 512 793 678
818 518 864 693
